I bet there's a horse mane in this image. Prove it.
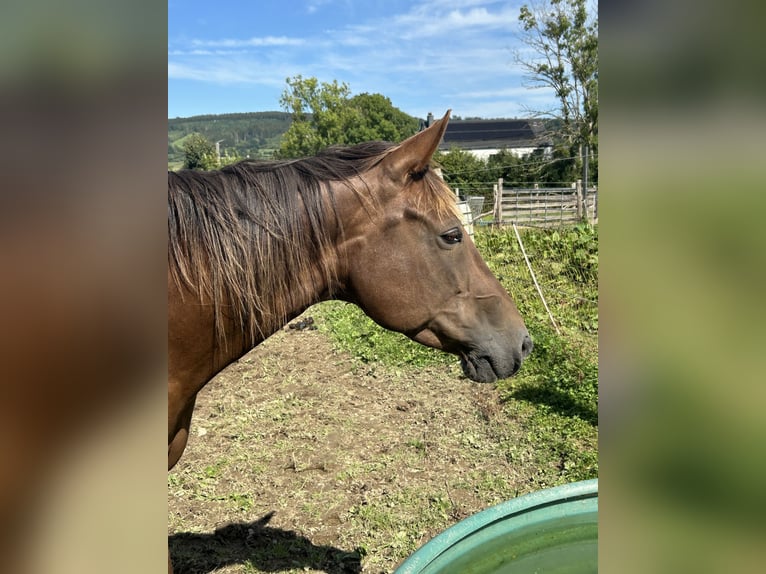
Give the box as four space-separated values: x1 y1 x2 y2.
168 140 458 343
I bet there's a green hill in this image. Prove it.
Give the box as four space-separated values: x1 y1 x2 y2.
168 111 292 169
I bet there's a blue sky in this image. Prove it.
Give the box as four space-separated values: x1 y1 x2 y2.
168 0 560 120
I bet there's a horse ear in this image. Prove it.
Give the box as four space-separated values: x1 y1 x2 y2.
383 110 451 180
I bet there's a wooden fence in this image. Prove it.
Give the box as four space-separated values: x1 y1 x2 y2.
455 180 597 231
491 179 598 226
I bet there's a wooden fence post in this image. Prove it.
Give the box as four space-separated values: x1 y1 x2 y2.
593 187 598 221
493 178 503 225
575 179 583 220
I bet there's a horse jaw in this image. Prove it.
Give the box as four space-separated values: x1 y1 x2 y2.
410 328 443 350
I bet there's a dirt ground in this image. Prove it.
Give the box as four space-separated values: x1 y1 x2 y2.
168 314 548 574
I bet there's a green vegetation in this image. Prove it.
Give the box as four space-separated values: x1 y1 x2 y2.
516 0 598 185
178 132 245 171
278 75 420 158
314 224 598 485
476 224 598 483
181 133 218 170
168 111 292 169
166 81 422 168
434 134 596 207
477 223 598 332
433 146 489 198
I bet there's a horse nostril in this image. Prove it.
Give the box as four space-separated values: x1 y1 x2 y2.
521 333 533 358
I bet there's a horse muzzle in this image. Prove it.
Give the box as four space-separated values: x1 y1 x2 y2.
459 332 533 383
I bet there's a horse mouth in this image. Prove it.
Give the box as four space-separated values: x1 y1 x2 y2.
460 354 501 383
411 328 523 383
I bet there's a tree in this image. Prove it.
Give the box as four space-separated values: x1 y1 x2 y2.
278 76 419 158
486 149 528 185
434 147 490 202
346 93 420 143
182 133 218 170
485 144 584 186
516 0 598 183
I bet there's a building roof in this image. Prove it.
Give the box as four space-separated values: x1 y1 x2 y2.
428 116 551 151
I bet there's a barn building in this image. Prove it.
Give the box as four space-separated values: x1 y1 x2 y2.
422 112 553 160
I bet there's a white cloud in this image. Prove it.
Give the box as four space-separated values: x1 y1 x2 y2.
167 60 289 87
392 2 519 39
451 86 538 100
190 36 305 48
332 25 377 47
305 0 333 14
168 62 215 82
168 49 249 56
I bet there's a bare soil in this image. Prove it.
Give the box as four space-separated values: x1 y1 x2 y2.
168 314 546 574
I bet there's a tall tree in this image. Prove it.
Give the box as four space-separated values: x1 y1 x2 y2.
278 75 357 157
278 76 419 158
516 0 598 182
182 133 218 170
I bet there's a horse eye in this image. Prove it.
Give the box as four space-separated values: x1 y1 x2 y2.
440 228 463 245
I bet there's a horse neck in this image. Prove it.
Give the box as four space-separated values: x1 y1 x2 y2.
234 192 347 351
169 274 329 392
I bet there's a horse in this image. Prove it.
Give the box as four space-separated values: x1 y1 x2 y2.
167 111 532 572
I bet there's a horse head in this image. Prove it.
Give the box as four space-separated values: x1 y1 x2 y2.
336 111 532 382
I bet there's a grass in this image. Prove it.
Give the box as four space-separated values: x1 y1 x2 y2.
486 224 598 483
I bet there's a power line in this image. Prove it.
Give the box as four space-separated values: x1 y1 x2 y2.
439 151 599 177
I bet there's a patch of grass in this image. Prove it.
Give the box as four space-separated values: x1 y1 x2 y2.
461 469 511 496
497 322 598 484
474 225 599 486
406 438 427 454
343 487 462 566
334 460 388 483
312 301 451 370
476 224 598 334
203 459 228 479
226 493 254 512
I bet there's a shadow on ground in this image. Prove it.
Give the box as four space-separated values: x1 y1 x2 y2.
507 382 598 426
169 512 363 574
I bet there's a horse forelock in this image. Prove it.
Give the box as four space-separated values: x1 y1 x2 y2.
409 167 463 221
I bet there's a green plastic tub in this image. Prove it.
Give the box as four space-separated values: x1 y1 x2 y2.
394 479 598 574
